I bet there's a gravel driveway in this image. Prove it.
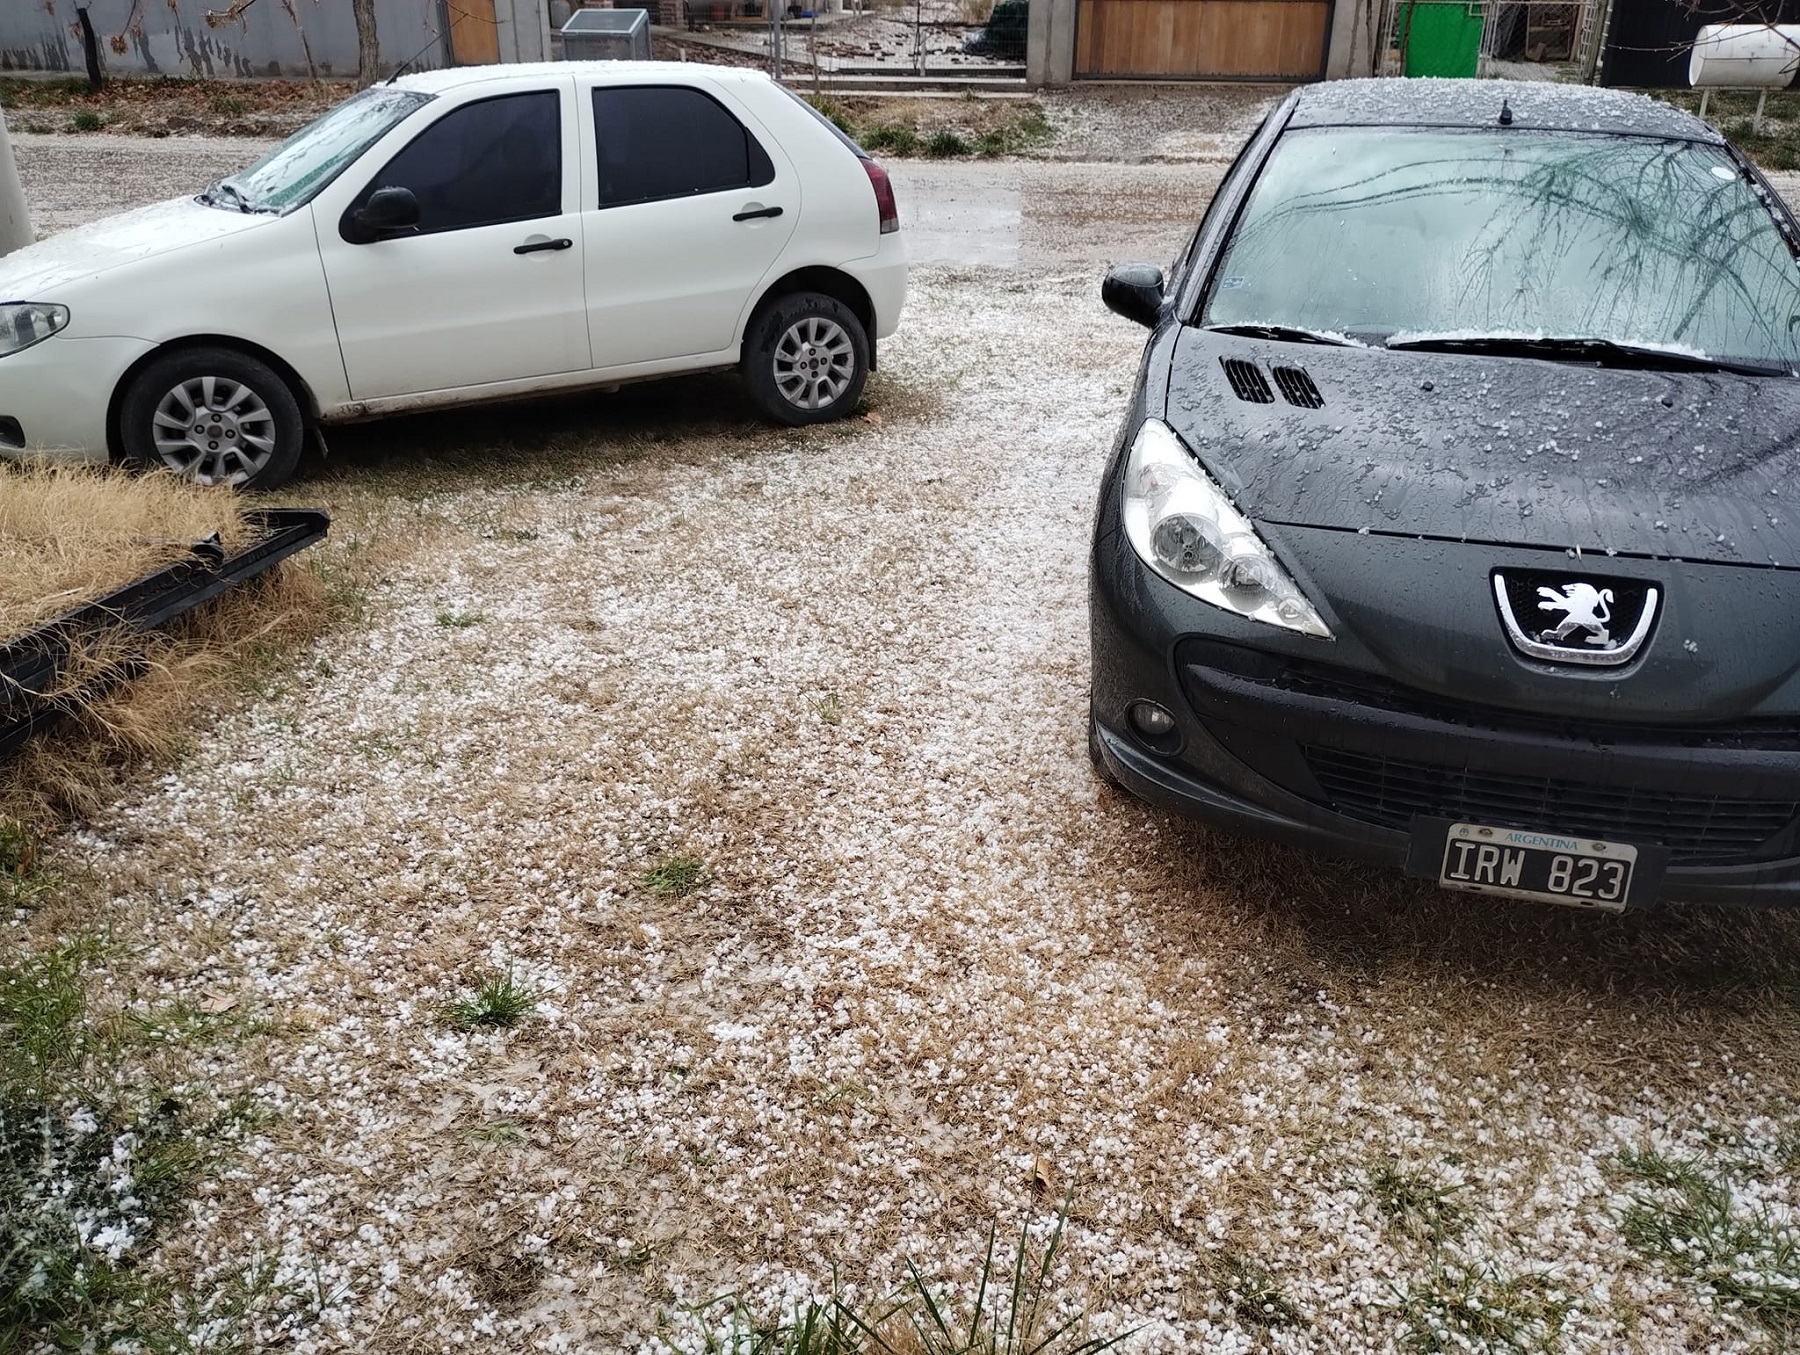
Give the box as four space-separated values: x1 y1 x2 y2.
9 132 1226 265
14 135 1800 1353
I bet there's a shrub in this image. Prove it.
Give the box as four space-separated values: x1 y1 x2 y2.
925 129 971 158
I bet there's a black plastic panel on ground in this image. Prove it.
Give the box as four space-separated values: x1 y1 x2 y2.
0 508 330 759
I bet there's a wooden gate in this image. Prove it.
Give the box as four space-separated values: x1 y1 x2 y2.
1074 0 1331 78
447 0 502 64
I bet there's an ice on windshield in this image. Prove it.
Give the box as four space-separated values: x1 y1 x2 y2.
221 87 432 213
1204 127 1800 368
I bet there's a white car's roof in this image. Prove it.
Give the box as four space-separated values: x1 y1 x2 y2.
392 60 770 95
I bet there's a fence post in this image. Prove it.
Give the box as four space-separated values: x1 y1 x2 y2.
0 110 31 259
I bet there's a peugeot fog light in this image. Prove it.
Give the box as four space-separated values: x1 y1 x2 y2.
1121 419 1332 638
0 303 69 358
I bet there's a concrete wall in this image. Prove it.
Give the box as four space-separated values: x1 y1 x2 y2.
0 0 549 79
1025 0 1076 85
1323 0 1382 78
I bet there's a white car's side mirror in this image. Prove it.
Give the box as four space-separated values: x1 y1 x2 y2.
344 186 421 244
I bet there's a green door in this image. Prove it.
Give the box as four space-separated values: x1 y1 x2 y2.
1398 2 1483 77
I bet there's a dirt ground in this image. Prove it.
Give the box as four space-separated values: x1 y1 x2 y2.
11 137 1800 1353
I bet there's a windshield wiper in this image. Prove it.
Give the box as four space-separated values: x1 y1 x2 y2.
1204 323 1360 347
1383 334 1788 378
201 179 260 214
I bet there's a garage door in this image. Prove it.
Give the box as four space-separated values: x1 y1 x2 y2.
1074 0 1331 78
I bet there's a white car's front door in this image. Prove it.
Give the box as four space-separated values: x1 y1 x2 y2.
577 81 799 371
315 82 590 401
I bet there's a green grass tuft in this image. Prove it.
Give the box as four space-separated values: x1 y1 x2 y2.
445 967 537 1031
683 1296 867 1354
0 941 228 1351
1367 1158 1469 1246
685 1194 1131 1352
1383 1260 1569 1354
70 110 103 132
1617 1147 1800 1334
435 608 485 629
861 123 919 156
0 942 94 1102
924 129 971 158
643 853 711 898
0 817 53 911
1214 1250 1305 1329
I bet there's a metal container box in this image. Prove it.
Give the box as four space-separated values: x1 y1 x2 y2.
560 8 652 60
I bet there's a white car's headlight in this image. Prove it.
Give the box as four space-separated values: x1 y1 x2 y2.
1122 418 1332 639
0 303 69 358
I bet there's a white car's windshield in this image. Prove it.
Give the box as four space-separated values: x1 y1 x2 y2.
1203 127 1800 369
210 87 432 213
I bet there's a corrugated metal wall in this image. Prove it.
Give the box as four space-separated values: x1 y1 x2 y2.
0 0 546 79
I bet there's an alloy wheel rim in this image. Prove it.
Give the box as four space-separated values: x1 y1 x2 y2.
772 316 855 411
151 376 277 486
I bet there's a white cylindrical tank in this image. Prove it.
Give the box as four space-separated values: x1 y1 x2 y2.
1690 24 1800 88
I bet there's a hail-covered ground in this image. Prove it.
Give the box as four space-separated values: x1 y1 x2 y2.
14 138 1800 1353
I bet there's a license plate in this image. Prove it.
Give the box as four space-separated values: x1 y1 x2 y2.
1437 821 1636 911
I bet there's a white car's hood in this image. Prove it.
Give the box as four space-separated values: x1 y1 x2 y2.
0 196 276 297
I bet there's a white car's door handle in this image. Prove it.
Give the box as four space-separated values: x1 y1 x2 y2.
732 205 784 222
514 237 573 255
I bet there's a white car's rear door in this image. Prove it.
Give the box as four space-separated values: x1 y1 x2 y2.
314 79 590 400
576 78 799 371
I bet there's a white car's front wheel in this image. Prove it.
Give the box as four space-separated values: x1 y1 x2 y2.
120 347 305 491
741 292 870 426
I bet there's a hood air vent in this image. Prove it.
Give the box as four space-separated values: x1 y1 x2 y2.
1220 357 1275 404
1272 366 1324 409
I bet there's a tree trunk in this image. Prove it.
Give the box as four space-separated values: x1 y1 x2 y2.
0 109 33 259
74 4 105 93
353 0 381 87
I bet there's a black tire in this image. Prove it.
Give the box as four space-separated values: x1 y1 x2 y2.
120 346 305 491
740 291 870 426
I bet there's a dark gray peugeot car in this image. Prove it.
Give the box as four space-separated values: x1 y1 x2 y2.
1090 79 1800 910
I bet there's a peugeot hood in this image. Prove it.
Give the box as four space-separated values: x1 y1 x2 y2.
1165 328 1800 569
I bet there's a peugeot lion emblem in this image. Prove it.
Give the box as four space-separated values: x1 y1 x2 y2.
1492 570 1659 667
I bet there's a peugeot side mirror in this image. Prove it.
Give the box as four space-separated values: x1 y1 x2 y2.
1102 263 1166 328
345 186 420 243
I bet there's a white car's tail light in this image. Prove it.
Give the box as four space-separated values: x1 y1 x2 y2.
861 158 899 235
1122 419 1332 638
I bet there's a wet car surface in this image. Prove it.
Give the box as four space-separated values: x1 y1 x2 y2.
1091 79 1800 909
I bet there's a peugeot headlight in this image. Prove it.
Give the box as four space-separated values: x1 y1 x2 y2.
0 303 69 358
1122 419 1332 639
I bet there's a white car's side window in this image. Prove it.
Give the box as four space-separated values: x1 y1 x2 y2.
592 86 774 210
348 90 562 236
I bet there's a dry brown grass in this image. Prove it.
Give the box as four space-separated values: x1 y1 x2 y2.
0 460 317 835
0 460 251 636
0 566 325 835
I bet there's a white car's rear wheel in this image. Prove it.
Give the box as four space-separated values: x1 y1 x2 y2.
121 347 304 491
742 292 869 426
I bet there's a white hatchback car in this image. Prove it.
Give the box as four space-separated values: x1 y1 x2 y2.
0 62 907 489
